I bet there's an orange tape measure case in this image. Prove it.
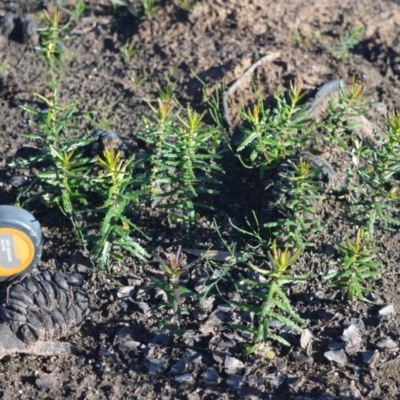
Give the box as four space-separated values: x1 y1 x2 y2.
0 206 43 282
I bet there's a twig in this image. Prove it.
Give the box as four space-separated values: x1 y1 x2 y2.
223 52 281 133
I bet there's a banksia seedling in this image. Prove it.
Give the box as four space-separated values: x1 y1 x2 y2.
232 240 307 354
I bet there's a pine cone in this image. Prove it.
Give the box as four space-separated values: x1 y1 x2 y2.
0 271 90 344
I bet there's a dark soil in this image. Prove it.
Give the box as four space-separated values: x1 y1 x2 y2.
1 0 400 399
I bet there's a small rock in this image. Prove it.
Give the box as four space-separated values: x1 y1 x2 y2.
175 373 193 383
206 310 227 325
225 374 243 389
217 340 234 348
202 367 219 385
240 312 255 324
66 253 92 274
98 343 114 357
238 387 263 400
266 371 286 388
340 380 362 398
290 352 313 365
184 350 202 366
91 130 127 157
373 102 387 114
224 355 244 374
127 278 142 287
217 304 232 312
275 357 287 371
9 175 28 188
341 325 359 342
117 286 135 299
324 349 347 365
169 359 186 375
345 335 363 355
343 318 365 329
379 304 395 316
300 329 313 349
213 350 229 364
328 341 344 350
35 375 55 390
362 350 379 366
0 12 16 37
148 358 165 374
200 295 214 311
376 337 397 349
287 375 305 392
136 302 150 314
223 332 245 343
114 327 133 345
118 301 128 311
152 332 169 346
119 341 141 352
153 288 167 302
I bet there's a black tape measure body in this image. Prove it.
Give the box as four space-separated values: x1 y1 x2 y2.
0 205 43 282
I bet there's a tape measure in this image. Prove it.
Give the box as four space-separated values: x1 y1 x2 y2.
0 205 43 282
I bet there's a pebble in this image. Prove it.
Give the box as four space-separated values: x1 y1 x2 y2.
98 343 114 357
9 175 28 187
290 352 313 365
35 375 55 390
376 337 397 349
224 355 244 374
113 327 132 345
379 304 395 316
169 358 186 375
266 371 286 388
324 349 347 365
238 387 263 400
201 367 219 385
136 301 150 314
148 358 165 374
118 341 141 352
175 373 193 383
373 102 387 114
152 331 169 345
225 374 243 389
300 329 313 349
362 350 379 365
117 286 135 299
341 324 359 342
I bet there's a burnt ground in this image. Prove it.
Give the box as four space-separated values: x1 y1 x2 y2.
1 0 400 399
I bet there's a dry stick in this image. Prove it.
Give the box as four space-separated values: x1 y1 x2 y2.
222 52 281 134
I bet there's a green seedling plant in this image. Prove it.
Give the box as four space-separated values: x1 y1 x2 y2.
90 148 149 271
14 94 92 212
139 0 158 17
325 229 380 301
232 240 307 355
178 0 195 12
139 95 221 228
236 83 311 178
200 221 252 303
11 8 91 245
0 60 7 84
86 95 121 131
61 0 87 22
129 71 147 90
153 246 201 315
313 26 364 60
265 156 326 249
119 38 140 64
12 7 148 271
322 79 370 151
345 111 400 240
36 9 71 91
